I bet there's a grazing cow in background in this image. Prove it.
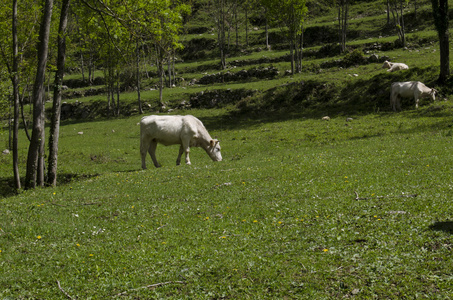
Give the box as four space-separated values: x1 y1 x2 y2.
390 81 437 111
382 60 409 72
140 115 222 169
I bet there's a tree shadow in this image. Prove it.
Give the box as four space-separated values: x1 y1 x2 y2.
0 177 17 198
0 173 99 199
429 221 453 235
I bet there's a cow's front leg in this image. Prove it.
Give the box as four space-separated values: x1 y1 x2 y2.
180 141 191 165
185 148 191 165
415 98 419 109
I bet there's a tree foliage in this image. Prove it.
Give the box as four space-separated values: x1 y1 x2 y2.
262 0 307 73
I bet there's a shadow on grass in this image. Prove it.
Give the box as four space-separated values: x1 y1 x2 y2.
0 173 99 199
429 221 453 234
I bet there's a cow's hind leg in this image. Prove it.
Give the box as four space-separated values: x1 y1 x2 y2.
390 93 396 111
140 137 150 169
395 95 402 111
176 145 184 165
149 140 161 168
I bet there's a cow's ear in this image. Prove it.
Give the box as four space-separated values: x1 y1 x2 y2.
210 140 215 147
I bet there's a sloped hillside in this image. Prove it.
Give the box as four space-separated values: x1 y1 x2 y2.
59 0 450 120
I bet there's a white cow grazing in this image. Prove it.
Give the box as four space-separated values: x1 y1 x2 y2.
390 81 437 111
140 115 222 169
382 60 409 72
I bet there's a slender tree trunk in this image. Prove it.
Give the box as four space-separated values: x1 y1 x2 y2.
25 0 54 189
298 28 304 72
390 0 405 47
219 0 226 69
80 52 85 82
265 8 269 49
156 45 164 106
136 39 143 114
245 6 248 46
20 93 31 141
290 39 294 74
235 0 239 46
116 69 120 116
167 55 172 87
12 0 21 190
438 31 450 82
338 0 348 53
400 0 405 47
47 0 71 186
387 0 390 25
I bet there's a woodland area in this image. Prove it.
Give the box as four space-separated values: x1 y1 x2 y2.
0 0 450 191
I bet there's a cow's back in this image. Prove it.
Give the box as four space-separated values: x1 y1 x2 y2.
140 115 186 145
392 81 420 97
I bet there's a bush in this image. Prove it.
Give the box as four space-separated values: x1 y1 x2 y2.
342 49 367 67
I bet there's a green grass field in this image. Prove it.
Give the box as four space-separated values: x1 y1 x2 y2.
1 106 453 298
2 0 453 298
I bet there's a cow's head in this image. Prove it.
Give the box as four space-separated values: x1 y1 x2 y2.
430 88 438 101
382 60 391 69
207 139 222 162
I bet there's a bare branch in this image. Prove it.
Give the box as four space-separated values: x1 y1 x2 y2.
56 280 74 300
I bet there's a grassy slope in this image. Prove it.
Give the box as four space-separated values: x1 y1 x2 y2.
1 0 453 298
1 110 453 298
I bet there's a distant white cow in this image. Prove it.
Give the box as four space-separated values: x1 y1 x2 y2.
140 115 222 169
382 60 409 72
390 81 437 111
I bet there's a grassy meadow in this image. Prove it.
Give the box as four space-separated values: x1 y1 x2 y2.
1 107 453 298
2 0 453 298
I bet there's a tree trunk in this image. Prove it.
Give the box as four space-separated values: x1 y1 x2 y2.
400 0 405 47
245 7 248 46
297 28 304 72
235 0 239 46
438 31 450 82
157 45 164 107
25 0 54 189
12 0 21 190
431 0 450 82
390 0 405 47
290 39 294 74
136 39 143 114
167 55 172 87
338 0 348 53
116 69 120 116
265 8 269 49
387 0 390 25
20 93 31 142
47 0 71 186
218 0 226 69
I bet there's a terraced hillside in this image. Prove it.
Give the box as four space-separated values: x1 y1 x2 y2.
59 0 451 120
